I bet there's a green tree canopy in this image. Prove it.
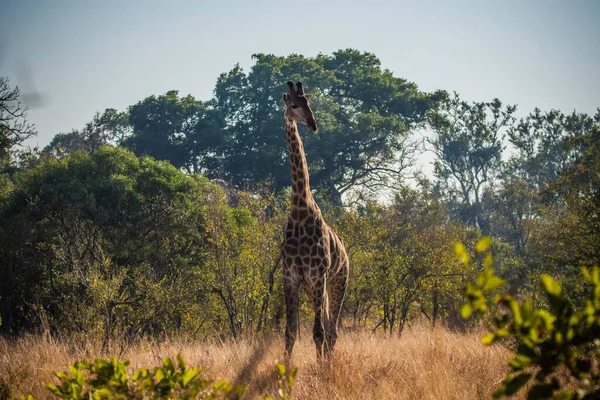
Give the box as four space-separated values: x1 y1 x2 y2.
123 91 226 175
507 108 596 188
213 49 444 205
428 92 517 233
0 146 212 333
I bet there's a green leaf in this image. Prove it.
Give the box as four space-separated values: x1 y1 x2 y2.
182 369 199 387
481 333 496 345
461 303 473 319
484 276 506 291
503 373 531 396
510 301 523 326
277 363 286 376
475 236 492 252
177 354 186 371
483 253 493 268
92 388 112 400
540 275 562 297
162 357 175 373
46 384 59 395
508 354 532 370
454 242 469 265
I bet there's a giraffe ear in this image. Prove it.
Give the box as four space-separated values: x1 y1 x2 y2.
305 94 312 101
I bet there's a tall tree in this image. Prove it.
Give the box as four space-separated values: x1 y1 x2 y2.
0 77 37 166
213 49 444 205
123 91 226 175
43 109 130 159
0 146 213 334
484 177 539 255
428 92 516 233
507 108 595 188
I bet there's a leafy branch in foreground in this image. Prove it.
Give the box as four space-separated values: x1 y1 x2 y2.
266 363 298 400
20 354 297 400
40 354 245 400
459 237 600 399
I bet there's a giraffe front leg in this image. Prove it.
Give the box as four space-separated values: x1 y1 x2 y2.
325 274 347 356
308 278 326 360
284 276 300 358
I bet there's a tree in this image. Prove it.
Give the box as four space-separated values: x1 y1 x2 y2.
213 49 444 205
0 147 214 336
485 177 539 256
0 76 37 166
507 108 595 188
335 182 473 334
123 91 226 175
429 92 516 233
534 113 600 279
204 189 286 338
42 109 130 160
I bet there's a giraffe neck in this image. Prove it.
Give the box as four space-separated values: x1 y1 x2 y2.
284 117 319 215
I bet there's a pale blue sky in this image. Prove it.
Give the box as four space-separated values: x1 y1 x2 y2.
1 0 599 149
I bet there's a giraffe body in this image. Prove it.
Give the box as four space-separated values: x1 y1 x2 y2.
281 82 349 359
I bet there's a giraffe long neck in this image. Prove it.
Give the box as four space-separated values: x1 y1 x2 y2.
285 117 318 215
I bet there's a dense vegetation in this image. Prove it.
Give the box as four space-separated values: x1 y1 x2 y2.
1 49 599 355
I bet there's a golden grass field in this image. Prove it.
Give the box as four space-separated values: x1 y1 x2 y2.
1 323 517 399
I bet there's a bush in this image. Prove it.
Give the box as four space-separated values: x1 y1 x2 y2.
460 237 600 399
18 354 297 400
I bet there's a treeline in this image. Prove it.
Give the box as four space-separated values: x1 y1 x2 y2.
0 49 598 341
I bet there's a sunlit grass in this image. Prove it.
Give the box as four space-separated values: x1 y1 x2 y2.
0 322 515 399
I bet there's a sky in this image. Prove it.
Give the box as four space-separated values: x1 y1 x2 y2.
0 0 599 151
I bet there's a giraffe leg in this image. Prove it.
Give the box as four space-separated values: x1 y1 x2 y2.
325 274 347 356
308 279 326 359
284 276 300 358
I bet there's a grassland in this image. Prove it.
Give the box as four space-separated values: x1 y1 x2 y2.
1 322 515 399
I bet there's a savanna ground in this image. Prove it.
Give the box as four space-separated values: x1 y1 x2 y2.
1 322 517 400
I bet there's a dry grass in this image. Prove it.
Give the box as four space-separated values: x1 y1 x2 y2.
0 323 517 399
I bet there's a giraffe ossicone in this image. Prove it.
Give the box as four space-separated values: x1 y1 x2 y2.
281 81 349 359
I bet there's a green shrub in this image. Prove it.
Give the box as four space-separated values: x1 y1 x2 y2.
38 354 245 400
460 237 600 399
20 354 296 400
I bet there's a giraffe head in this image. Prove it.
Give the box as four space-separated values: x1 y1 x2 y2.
283 81 318 131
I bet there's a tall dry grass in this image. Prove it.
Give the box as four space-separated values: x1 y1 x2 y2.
0 323 516 399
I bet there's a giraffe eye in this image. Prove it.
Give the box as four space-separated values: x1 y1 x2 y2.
291 104 298 109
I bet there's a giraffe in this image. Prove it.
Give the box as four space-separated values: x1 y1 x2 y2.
281 81 349 359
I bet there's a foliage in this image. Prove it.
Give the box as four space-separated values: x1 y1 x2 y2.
38 354 245 400
522 115 600 307
484 177 540 256
265 363 298 400
123 91 225 175
507 108 595 187
77 49 445 205
0 146 291 340
0 146 213 337
204 187 287 338
214 49 445 205
460 237 600 399
42 109 130 159
15 355 300 400
335 182 474 334
428 92 517 233
0 76 37 167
